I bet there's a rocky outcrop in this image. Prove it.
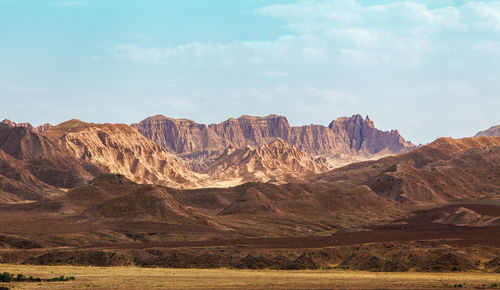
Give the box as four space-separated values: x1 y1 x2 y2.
132 114 415 157
328 115 415 154
34 123 53 133
475 125 500 137
42 120 202 189
2 119 53 133
203 138 329 183
2 119 34 130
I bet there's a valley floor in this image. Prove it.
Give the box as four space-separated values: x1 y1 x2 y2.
1 264 500 289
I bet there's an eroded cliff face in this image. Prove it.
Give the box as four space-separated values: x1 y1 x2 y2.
328 115 415 154
132 114 416 157
42 120 202 189
203 138 329 184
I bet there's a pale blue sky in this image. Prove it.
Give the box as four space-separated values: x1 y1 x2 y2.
1 0 499 144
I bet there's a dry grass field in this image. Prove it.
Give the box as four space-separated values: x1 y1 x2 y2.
1 264 500 289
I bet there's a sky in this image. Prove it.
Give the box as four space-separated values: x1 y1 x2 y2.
0 0 499 144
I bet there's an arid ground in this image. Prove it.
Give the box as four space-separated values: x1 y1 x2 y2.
1 264 500 289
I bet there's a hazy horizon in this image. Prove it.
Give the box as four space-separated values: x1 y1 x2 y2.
1 0 499 144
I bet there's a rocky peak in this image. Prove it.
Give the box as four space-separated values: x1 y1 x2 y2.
475 125 500 137
1 119 16 126
2 119 53 133
329 114 415 154
131 115 210 153
1 118 34 130
34 123 53 133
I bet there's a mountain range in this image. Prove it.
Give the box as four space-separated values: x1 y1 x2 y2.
0 114 417 198
0 113 499 270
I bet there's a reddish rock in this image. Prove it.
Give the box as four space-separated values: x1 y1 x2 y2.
2 118 53 133
132 114 415 156
34 123 53 133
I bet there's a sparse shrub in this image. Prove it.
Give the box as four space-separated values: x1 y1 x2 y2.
46 275 75 282
0 272 74 283
0 272 13 282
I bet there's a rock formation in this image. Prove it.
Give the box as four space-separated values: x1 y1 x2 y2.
34 123 53 133
131 114 416 158
328 115 414 154
41 120 202 189
1 119 53 133
203 138 329 184
0 124 101 202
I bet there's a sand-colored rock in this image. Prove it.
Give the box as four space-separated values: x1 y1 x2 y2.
204 138 329 183
0 124 101 201
42 120 202 189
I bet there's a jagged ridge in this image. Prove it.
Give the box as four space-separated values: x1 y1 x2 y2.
131 114 416 156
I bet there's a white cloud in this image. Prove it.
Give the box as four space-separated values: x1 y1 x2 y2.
105 1 500 143
112 1 500 67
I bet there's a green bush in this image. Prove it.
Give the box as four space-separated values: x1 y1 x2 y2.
0 272 14 282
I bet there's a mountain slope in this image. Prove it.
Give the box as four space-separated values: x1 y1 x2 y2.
42 120 202 188
203 138 329 184
311 136 500 207
475 125 500 137
0 124 100 187
0 124 101 202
